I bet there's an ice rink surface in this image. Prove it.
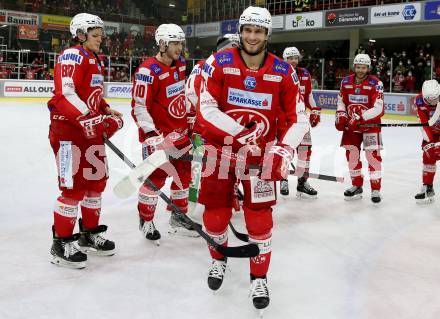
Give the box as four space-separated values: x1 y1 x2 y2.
1 100 440 319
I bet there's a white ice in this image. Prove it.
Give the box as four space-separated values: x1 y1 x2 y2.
1 101 440 319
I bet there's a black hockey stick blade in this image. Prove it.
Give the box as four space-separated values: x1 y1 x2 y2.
229 222 249 242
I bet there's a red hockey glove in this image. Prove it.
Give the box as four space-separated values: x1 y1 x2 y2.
310 108 321 127
78 112 105 140
232 122 264 153
335 111 348 131
348 113 363 131
423 142 437 160
103 115 123 139
142 132 164 158
259 143 294 181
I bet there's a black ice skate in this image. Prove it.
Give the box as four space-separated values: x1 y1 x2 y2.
50 226 87 269
280 179 289 196
77 218 115 256
207 258 227 292
371 190 382 204
250 276 270 316
415 184 435 204
168 211 201 237
344 186 363 201
139 218 161 246
296 177 318 199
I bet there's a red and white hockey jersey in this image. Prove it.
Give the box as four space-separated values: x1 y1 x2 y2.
186 60 204 134
337 74 384 133
415 93 440 141
296 67 318 110
48 45 108 121
131 56 188 145
199 47 307 149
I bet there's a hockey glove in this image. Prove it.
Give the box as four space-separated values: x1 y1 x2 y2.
423 142 437 160
259 143 294 181
142 132 164 158
103 115 123 139
335 111 348 131
232 122 264 153
310 107 321 127
348 113 363 132
78 112 105 140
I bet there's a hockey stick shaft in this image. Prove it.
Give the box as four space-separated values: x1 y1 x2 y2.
104 139 259 258
360 122 428 128
175 153 344 183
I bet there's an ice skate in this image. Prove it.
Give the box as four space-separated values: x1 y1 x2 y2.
296 177 317 199
250 277 270 316
50 226 87 269
207 258 227 292
168 211 201 237
371 190 382 204
280 179 289 196
415 184 435 204
139 218 161 246
77 219 115 256
344 186 363 201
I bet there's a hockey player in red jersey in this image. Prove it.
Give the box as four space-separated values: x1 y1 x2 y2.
280 46 321 198
197 6 309 311
48 13 123 268
131 24 199 243
335 54 384 203
414 79 440 203
186 33 240 135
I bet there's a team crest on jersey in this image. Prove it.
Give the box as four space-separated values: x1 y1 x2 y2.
300 86 305 94
347 103 368 118
87 88 103 112
166 80 185 98
349 94 368 104
244 76 257 90
227 88 272 110
216 52 233 66
225 109 270 136
168 94 186 119
174 71 179 81
272 59 289 75
355 87 361 94
368 79 378 86
150 64 163 75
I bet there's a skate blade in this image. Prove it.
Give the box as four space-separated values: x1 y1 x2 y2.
168 226 200 238
150 239 160 246
50 256 86 269
416 197 435 205
78 246 116 256
296 192 317 199
259 309 265 318
344 194 362 201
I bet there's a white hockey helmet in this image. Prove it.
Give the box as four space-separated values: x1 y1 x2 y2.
155 24 185 46
353 54 371 67
70 13 104 38
216 33 240 51
283 47 300 60
422 80 440 101
239 6 272 36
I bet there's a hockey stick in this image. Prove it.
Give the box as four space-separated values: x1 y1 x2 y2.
104 139 259 258
172 153 344 183
361 102 440 128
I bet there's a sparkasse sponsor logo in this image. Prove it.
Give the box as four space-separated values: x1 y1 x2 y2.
227 88 272 110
